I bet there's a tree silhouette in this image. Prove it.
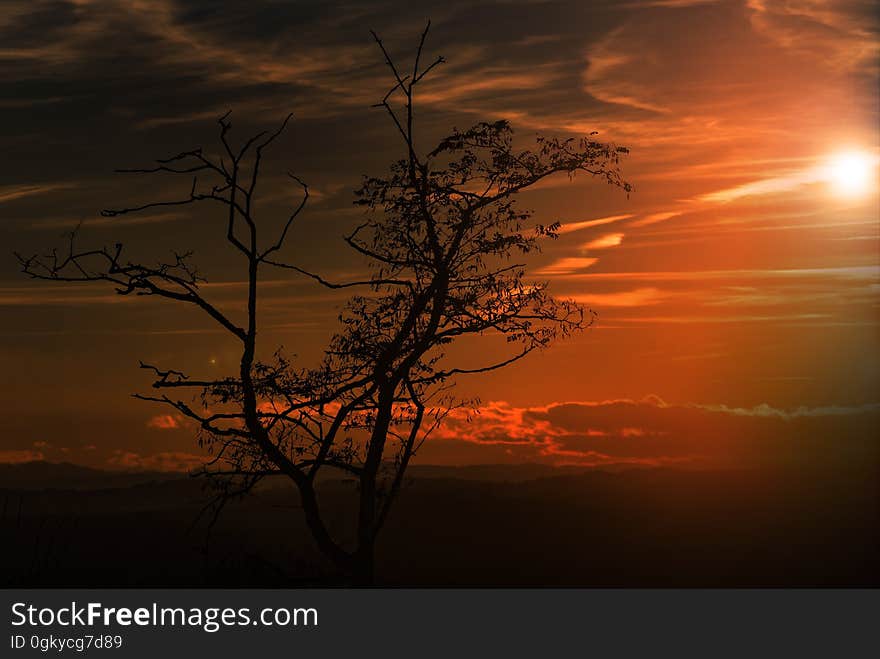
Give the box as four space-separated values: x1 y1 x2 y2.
14 112 353 570
17 23 630 585
265 23 631 583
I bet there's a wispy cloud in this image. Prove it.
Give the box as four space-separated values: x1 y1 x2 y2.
535 257 599 276
431 396 879 466
584 32 672 114
628 211 682 227
572 287 664 307
557 214 634 234
553 266 880 282
27 212 187 230
582 232 625 249
0 182 76 204
746 0 879 73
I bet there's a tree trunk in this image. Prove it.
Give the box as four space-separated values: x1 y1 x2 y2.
351 542 376 586
355 384 394 585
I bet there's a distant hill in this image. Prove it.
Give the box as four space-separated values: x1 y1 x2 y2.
0 460 655 491
404 462 651 481
0 461 183 490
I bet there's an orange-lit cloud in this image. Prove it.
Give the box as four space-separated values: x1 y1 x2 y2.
557 214 634 234
429 397 879 467
535 257 599 276
582 233 624 249
572 287 665 307
0 449 45 463
628 211 682 227
147 414 183 430
693 153 880 203
554 266 880 282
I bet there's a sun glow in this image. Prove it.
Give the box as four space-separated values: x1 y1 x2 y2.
824 150 877 198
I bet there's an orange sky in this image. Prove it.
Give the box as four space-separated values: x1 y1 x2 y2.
1 0 878 470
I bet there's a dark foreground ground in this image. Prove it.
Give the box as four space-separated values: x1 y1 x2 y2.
1 461 877 587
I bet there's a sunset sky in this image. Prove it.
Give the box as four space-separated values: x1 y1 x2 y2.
1 0 878 471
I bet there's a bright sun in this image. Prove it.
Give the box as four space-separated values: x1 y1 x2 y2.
825 150 877 197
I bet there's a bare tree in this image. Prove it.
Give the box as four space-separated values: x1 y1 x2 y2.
266 23 632 583
17 24 630 586
14 112 356 571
